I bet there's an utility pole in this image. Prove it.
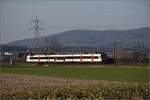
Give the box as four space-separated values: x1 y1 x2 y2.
48 38 50 65
29 16 44 53
142 42 146 64
45 38 50 65
1 45 4 56
113 42 117 67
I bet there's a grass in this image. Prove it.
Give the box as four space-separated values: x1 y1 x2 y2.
1 64 149 82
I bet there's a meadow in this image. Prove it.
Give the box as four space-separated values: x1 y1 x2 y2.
0 64 149 99
1 64 149 82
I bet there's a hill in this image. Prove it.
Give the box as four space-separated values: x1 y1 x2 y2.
5 27 150 49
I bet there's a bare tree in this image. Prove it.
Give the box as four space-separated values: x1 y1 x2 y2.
46 36 61 54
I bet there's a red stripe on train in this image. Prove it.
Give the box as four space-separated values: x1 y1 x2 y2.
80 54 82 63
92 54 94 62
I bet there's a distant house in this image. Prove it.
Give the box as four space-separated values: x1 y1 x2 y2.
0 45 28 65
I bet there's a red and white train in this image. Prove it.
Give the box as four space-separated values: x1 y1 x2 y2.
26 53 102 63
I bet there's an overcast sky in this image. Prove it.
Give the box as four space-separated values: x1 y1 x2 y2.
0 0 150 44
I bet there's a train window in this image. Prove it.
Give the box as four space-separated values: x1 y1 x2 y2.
65 57 80 59
65 56 98 59
82 56 98 59
30 57 39 59
30 57 52 59
55 57 65 60
30 56 99 59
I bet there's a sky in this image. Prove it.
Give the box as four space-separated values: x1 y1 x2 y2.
0 0 150 44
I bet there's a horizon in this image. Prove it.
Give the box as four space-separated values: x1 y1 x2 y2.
1 26 149 45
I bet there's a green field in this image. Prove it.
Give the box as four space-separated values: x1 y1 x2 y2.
1 64 149 82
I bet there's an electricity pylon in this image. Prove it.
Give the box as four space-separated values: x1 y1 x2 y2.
29 16 44 53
